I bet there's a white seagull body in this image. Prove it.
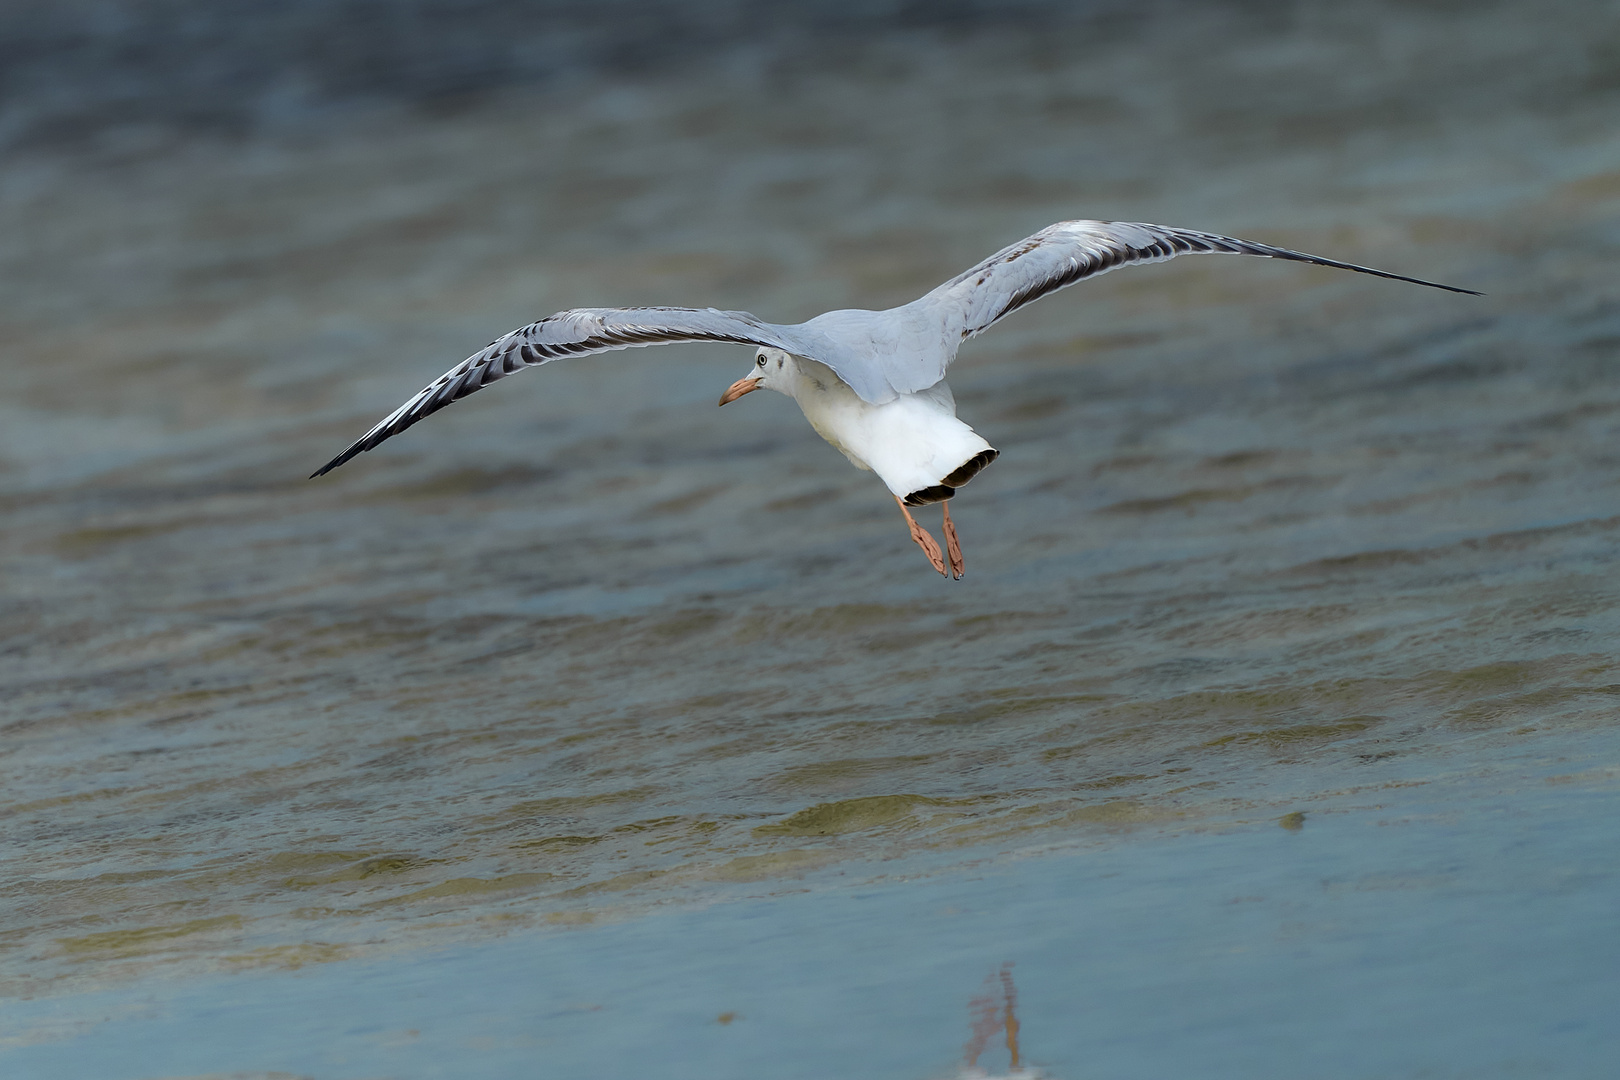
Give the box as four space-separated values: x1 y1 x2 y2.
770 357 995 504
314 219 1476 577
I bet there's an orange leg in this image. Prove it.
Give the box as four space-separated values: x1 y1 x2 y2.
941 501 964 579
895 496 947 576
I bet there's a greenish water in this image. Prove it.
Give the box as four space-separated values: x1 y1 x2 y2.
3 2 1619 1076
7 758 1618 1078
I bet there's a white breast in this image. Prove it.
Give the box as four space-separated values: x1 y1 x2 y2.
790 359 993 500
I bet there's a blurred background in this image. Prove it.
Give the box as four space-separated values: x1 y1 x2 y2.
3 2 1619 1077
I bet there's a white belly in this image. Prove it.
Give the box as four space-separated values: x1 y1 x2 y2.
795 372 994 500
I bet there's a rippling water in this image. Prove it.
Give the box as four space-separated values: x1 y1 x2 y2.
3 2 1619 1076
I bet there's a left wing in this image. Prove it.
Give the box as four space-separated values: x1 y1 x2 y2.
870 219 1480 398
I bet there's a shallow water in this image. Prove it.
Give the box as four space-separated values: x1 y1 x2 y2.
3 2 1620 1076
8 743 1619 1079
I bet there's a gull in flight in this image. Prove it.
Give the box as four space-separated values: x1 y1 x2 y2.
313 220 1477 577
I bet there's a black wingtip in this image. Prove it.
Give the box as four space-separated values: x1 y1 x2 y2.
1207 232 1484 298
1424 281 1484 296
1289 251 1482 296
1314 255 1482 297
309 443 364 479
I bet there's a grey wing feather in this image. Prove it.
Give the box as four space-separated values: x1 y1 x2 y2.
868 219 1480 399
315 222 1481 475
312 306 805 476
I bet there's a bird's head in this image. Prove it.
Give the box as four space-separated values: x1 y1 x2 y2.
718 347 793 405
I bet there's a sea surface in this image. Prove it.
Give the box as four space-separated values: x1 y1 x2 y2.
3 2 1619 1077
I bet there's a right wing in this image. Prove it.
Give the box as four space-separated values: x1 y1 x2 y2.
311 306 803 476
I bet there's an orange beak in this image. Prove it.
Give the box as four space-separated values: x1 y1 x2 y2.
718 377 761 406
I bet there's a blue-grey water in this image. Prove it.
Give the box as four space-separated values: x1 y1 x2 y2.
3 2 1619 1077
7 761 1618 1079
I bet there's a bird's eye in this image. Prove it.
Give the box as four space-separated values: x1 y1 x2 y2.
756 355 767 367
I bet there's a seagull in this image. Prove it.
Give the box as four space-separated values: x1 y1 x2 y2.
312 219 1477 577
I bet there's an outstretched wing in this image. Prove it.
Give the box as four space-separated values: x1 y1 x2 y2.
929 219 1479 341
311 306 801 476
868 220 1481 398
